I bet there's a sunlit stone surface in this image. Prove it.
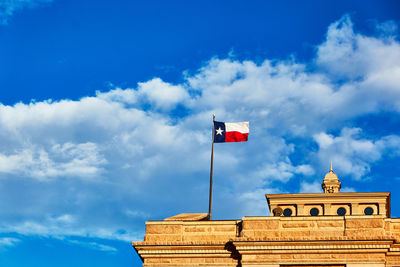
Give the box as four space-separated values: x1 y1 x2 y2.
133 168 400 266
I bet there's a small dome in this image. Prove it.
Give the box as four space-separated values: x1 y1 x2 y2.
324 170 339 181
321 161 341 193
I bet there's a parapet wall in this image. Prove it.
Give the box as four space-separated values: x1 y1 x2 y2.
144 220 240 242
241 216 400 241
133 215 400 266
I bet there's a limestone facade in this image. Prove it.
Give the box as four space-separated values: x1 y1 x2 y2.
133 169 400 266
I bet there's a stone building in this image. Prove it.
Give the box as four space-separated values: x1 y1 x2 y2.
132 167 400 266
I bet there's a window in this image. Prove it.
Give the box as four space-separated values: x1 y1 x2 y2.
364 207 374 215
283 208 292 217
310 208 319 216
337 207 346 216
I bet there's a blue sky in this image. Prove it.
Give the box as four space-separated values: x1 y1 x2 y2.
0 0 400 266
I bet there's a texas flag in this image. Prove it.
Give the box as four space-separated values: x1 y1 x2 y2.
213 121 249 143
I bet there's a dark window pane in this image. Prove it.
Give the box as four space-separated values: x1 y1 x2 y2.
364 207 374 215
337 207 346 216
283 208 292 217
310 208 319 216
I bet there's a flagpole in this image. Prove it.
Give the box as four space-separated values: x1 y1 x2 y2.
208 114 215 220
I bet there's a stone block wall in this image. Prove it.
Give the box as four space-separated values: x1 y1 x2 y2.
133 215 400 266
144 220 239 242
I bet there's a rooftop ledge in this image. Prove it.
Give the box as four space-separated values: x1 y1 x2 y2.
266 192 390 199
163 213 209 221
144 213 400 225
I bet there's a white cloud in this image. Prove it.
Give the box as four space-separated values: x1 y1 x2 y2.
124 209 150 219
96 88 137 105
0 237 20 249
313 128 400 179
239 188 282 216
138 78 189 110
253 161 314 184
96 79 189 111
0 142 106 181
300 181 322 193
317 15 400 81
0 0 52 25
0 217 141 242
65 239 117 252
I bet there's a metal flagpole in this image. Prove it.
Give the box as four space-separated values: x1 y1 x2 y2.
208 114 215 220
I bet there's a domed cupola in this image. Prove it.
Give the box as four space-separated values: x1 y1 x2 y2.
322 161 341 193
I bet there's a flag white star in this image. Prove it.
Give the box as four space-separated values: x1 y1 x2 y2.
216 127 224 135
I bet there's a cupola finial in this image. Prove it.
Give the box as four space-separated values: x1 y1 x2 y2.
322 161 341 193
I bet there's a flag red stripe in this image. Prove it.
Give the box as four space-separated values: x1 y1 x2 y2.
225 131 248 142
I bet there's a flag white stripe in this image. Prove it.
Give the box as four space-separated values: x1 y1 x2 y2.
225 122 249 133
